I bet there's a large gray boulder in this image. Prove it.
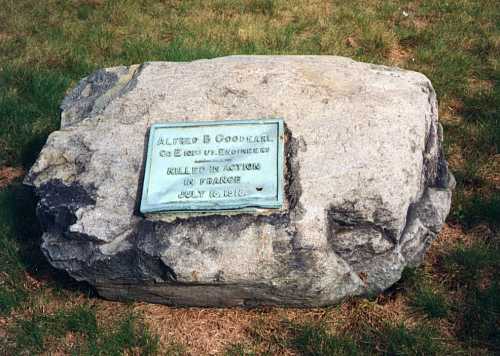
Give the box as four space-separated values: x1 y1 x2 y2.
25 56 453 307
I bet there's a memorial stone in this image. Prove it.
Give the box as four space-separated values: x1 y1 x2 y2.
25 56 454 306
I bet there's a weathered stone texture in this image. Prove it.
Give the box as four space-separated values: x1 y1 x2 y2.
25 56 453 306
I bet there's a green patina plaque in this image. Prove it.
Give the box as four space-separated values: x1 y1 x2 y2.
140 119 285 213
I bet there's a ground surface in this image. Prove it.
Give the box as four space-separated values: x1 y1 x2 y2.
0 0 498 355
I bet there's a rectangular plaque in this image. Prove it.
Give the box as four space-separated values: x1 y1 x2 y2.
140 119 284 213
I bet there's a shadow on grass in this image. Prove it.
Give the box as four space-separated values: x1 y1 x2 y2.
0 67 70 168
444 242 500 349
445 65 499 231
0 182 97 315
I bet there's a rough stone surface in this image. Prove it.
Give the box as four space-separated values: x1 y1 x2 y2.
25 56 454 307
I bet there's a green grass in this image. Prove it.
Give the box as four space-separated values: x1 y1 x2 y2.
396 267 449 319
459 281 500 349
3 305 159 355
225 344 258 356
453 191 500 229
292 323 359 356
400 268 449 319
368 323 446 356
410 287 448 319
444 243 500 349
0 0 499 354
0 285 27 314
289 322 447 356
444 243 500 285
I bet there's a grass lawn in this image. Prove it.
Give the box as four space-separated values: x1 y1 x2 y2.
0 0 498 354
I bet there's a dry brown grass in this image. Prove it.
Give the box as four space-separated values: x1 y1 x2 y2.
445 143 466 175
179 0 337 55
388 45 412 66
76 0 104 6
134 305 294 354
467 78 495 95
0 167 24 189
0 32 12 42
135 305 253 354
478 154 500 188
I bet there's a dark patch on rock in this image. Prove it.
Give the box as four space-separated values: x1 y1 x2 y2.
37 179 95 207
94 280 328 308
82 249 146 284
37 180 96 234
326 205 396 271
284 126 303 216
420 81 454 191
214 270 225 283
41 228 179 285
70 136 94 176
116 63 143 98
61 69 120 124
287 243 316 273
148 212 290 243
136 249 177 282
222 86 248 98
326 203 397 243
433 124 453 190
134 126 151 217
40 233 96 277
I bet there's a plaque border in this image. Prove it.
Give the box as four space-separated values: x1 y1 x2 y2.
140 119 285 214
